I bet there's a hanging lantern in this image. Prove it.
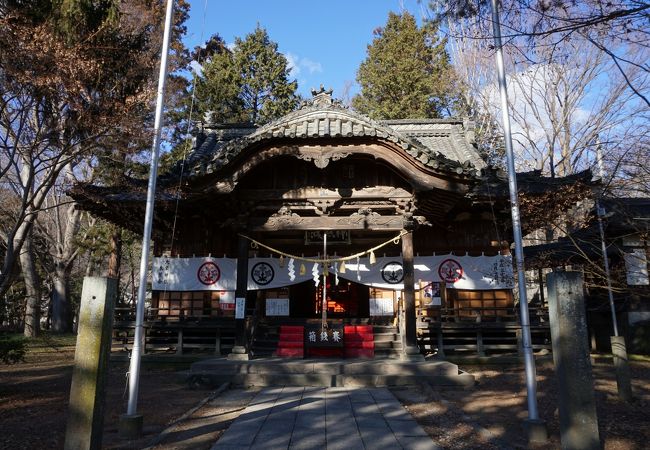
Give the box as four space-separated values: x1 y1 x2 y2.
369 250 377 265
299 263 306 276
339 260 346 273
279 254 285 268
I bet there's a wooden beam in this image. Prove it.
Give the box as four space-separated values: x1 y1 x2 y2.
250 214 406 231
237 186 413 201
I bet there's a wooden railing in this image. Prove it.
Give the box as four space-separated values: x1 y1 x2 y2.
112 316 236 356
417 321 551 357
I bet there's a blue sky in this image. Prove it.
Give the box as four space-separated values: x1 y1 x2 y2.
183 0 426 100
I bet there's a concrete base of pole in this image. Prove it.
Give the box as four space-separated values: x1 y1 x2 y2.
611 335 634 402
118 414 143 439
227 346 251 361
400 345 424 361
524 418 548 444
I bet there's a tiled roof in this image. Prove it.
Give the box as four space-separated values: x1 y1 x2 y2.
382 120 486 170
165 93 485 183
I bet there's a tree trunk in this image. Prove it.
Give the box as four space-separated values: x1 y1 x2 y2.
107 227 122 279
21 232 40 337
50 183 82 333
51 264 72 333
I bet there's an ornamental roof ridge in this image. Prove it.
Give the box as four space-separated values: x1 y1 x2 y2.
249 101 416 143
167 88 484 182
380 118 464 125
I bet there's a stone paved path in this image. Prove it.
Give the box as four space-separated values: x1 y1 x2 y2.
211 386 438 450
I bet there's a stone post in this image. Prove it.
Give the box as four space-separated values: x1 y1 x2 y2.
229 233 250 360
547 271 600 450
401 217 423 361
64 277 117 450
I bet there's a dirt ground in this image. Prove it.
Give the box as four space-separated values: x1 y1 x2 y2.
1 339 649 449
394 359 650 450
0 337 212 450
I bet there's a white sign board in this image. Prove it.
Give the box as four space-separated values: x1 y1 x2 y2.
421 282 442 307
266 298 290 316
219 291 235 310
235 297 245 319
370 298 394 316
625 249 649 285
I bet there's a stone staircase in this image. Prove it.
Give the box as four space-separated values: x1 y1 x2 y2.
372 325 403 359
189 319 474 388
188 358 475 388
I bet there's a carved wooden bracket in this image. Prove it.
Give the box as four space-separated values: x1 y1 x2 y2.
296 147 352 168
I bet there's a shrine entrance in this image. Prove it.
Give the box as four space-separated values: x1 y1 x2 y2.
287 276 371 319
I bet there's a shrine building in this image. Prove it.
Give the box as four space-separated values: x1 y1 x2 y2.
72 89 592 359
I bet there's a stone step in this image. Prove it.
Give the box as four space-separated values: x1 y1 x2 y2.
373 333 400 342
373 325 399 333
374 349 403 358
191 359 461 376
188 372 475 388
375 342 402 353
187 358 474 388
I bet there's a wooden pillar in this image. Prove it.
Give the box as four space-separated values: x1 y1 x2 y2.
436 327 445 357
401 216 422 360
229 234 251 360
477 329 485 357
537 268 545 305
176 328 183 355
215 328 222 356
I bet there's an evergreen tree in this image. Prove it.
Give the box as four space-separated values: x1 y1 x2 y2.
352 11 459 120
195 26 299 125
235 26 299 124
193 38 246 124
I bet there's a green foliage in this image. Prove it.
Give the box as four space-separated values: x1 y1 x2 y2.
75 219 137 269
159 139 193 174
0 334 27 364
194 44 246 123
10 0 120 38
352 12 460 120
194 26 299 125
55 0 120 40
25 331 77 351
0 282 27 330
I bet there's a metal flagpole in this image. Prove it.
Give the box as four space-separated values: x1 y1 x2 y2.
126 0 175 417
595 144 619 336
322 232 327 328
596 199 619 336
595 144 633 401
490 0 542 426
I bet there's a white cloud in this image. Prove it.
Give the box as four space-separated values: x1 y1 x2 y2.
283 52 323 79
301 58 323 74
285 52 301 78
482 63 591 171
189 60 203 76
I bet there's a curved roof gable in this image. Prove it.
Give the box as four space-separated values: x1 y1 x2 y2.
177 90 485 182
